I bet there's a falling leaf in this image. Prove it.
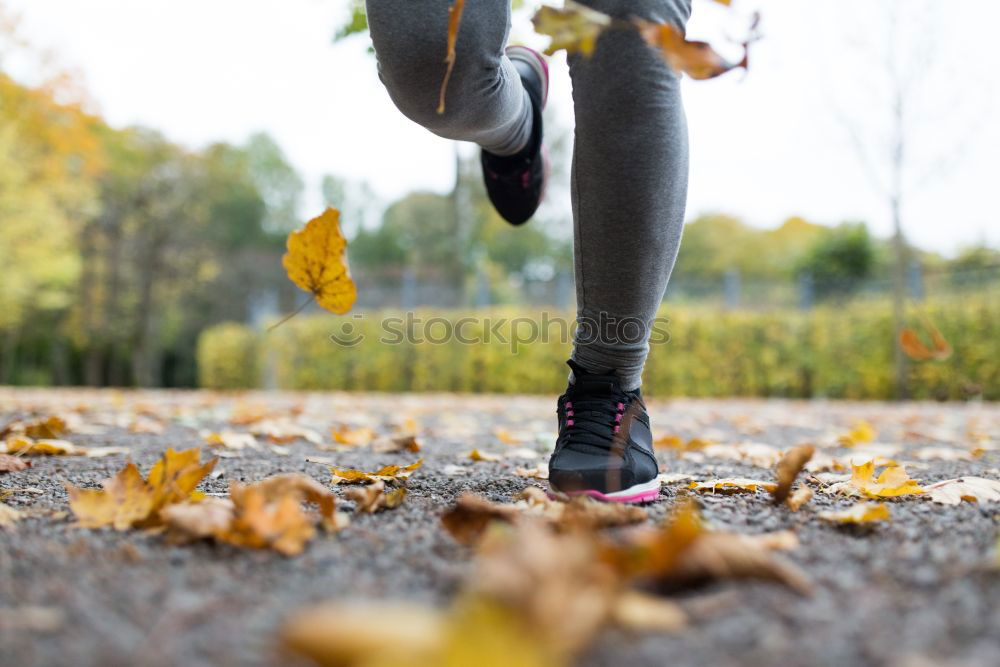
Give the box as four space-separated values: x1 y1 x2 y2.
900 325 951 361
0 502 23 528
818 502 890 524
331 425 375 447
846 460 924 498
838 420 876 447
635 19 748 80
923 477 1000 505
66 448 217 530
468 449 502 463
279 208 356 324
0 454 30 473
330 459 422 486
531 1 612 57
785 486 813 511
437 0 467 114
688 478 777 494
772 444 814 504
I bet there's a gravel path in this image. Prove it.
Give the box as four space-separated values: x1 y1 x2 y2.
1 389 998 667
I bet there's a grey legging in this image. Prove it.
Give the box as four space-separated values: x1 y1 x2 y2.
365 0 691 390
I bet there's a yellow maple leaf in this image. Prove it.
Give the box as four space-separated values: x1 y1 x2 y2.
818 502 891 524
67 463 158 530
66 448 217 530
849 460 924 498
281 208 357 318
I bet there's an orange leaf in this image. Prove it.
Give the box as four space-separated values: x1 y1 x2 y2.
900 325 952 361
437 0 467 114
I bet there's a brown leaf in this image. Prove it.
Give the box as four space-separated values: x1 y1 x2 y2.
161 497 236 543
330 459 422 486
785 485 813 511
24 416 67 439
772 444 814 504
345 480 407 514
636 20 748 80
0 454 30 473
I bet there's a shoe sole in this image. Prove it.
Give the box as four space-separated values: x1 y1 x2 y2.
549 478 661 504
506 45 549 108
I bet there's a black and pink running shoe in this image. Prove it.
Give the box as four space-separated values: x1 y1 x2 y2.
480 45 548 226
548 360 661 504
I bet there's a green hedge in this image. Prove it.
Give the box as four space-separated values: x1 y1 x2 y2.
197 322 261 389
197 300 1000 399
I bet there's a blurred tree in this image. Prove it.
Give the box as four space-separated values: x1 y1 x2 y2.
796 223 875 300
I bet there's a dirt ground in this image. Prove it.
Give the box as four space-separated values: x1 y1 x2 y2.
1 388 998 667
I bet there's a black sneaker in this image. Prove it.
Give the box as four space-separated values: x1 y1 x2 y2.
480 45 548 226
548 360 660 503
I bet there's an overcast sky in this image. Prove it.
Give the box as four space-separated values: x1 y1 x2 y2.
5 0 998 255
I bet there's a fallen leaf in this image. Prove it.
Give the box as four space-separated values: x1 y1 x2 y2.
701 442 783 468
279 208 356 323
372 433 421 454
923 477 1000 505
657 473 694 486
0 454 30 473
4 437 81 456
846 460 924 498
0 502 23 528
468 449 502 463
605 500 811 595
611 590 686 633
204 431 258 450
330 459 422 486
345 480 407 514
66 448 217 530
688 478 777 494
838 420 876 447
818 502 890 524
280 602 445 667
785 486 813 511
440 490 645 547
161 497 235 543
442 464 470 476
331 425 375 447
772 444 814 504
912 446 976 462
23 416 67 439
515 463 548 480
